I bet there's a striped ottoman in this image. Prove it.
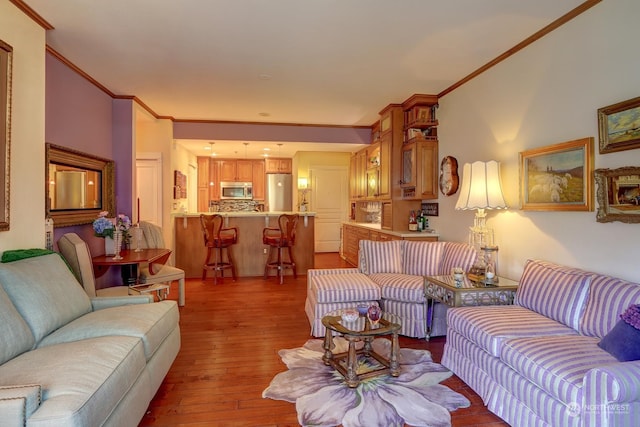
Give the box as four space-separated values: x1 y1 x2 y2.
305 268 381 337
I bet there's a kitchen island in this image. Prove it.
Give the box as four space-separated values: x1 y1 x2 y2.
174 212 315 279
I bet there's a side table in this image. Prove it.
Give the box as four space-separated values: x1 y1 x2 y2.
424 275 518 340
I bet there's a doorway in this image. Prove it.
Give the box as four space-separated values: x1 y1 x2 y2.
136 153 162 226
309 166 349 252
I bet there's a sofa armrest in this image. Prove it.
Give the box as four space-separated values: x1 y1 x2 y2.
91 295 153 310
0 384 41 427
582 360 640 425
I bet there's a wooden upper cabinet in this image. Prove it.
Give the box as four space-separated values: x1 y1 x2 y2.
400 94 439 200
209 160 220 200
197 157 210 187
265 158 292 174
219 160 237 182
379 135 391 199
236 160 253 181
219 159 253 182
252 160 265 200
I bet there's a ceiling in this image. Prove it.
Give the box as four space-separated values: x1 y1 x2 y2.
24 0 588 158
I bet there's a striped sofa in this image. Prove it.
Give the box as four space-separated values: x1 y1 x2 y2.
442 259 640 427
305 239 477 338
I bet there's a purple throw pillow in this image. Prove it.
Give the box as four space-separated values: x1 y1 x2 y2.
598 304 640 362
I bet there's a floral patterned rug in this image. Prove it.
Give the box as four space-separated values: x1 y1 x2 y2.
262 338 470 427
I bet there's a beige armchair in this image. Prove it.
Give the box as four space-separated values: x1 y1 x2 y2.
57 232 153 303
138 221 186 306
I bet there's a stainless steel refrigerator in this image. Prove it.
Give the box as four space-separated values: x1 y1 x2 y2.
266 173 292 212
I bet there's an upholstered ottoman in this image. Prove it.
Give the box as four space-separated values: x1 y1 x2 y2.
305 268 381 337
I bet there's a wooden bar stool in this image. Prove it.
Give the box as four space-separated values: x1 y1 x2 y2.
200 214 238 284
263 214 299 284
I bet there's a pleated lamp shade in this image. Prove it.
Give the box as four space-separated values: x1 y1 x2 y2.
455 160 507 211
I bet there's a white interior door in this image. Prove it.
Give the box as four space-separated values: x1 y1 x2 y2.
310 166 348 252
136 153 162 225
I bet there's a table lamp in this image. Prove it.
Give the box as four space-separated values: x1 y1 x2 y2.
298 177 309 211
455 160 507 276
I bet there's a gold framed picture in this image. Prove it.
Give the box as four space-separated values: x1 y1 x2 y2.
519 137 594 211
598 96 640 154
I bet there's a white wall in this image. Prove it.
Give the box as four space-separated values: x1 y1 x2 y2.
0 1 46 251
436 0 640 282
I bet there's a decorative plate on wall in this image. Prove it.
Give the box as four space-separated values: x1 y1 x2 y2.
439 156 459 196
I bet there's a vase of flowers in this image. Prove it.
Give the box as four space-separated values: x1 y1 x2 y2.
116 213 132 250
93 212 132 255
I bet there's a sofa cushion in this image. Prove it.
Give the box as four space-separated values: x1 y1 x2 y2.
358 240 402 275
0 286 35 365
0 336 146 427
598 304 640 362
402 241 446 276
500 334 616 405
439 242 478 275
515 260 591 330
372 273 425 303
579 275 640 338
447 305 577 357
0 254 92 343
37 300 179 360
309 273 380 303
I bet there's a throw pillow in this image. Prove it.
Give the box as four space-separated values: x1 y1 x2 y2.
598 304 640 362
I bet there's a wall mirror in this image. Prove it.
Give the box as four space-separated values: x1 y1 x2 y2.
594 166 640 223
46 143 115 227
0 40 13 232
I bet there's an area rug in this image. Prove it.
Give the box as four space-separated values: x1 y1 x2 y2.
262 338 470 427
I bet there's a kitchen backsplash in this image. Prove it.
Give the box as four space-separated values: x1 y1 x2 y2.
210 200 264 212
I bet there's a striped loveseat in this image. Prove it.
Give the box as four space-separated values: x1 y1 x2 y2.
442 259 640 427
305 239 477 338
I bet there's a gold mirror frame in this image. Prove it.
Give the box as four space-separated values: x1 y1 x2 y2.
45 143 115 227
594 166 640 224
0 40 13 231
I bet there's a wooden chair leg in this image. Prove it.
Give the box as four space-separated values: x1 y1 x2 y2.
202 247 212 280
226 246 237 280
278 247 284 284
288 245 297 279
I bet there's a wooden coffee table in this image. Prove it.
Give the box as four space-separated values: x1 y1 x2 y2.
321 309 401 388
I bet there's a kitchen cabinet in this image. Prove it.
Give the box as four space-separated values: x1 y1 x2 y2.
400 140 438 200
252 160 265 200
265 158 292 174
400 94 439 200
341 223 437 266
197 157 210 212
219 159 253 182
349 149 367 200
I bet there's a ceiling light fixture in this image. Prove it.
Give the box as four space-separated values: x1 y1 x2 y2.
243 142 249 159
209 142 216 157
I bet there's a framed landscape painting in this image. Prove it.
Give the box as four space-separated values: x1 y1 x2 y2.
520 137 594 211
598 96 640 154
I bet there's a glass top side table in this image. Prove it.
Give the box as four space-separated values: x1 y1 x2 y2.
424 275 519 340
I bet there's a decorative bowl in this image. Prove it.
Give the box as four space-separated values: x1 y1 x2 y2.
356 303 369 316
341 308 359 322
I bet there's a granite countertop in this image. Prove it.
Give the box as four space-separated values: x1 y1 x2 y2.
343 221 439 238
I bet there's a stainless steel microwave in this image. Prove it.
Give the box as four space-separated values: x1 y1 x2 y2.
220 181 253 200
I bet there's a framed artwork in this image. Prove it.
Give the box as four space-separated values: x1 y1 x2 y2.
0 40 12 231
519 137 594 211
597 96 640 154
594 166 640 223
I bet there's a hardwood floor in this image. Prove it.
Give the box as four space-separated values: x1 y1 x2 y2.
140 253 508 427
